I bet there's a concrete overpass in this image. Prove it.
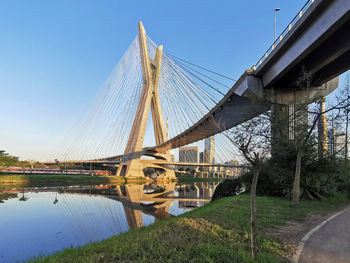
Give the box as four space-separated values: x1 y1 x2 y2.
148 0 350 153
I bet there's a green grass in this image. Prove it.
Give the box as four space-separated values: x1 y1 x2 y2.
27 193 349 263
0 174 124 188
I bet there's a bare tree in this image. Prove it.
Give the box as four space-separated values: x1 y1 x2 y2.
336 74 350 177
217 114 270 258
343 75 350 177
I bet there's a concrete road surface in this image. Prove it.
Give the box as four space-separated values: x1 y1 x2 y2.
298 208 350 263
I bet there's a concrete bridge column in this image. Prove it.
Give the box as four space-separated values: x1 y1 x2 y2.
268 78 338 155
271 103 308 155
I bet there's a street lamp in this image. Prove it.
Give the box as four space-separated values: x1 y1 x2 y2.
274 8 280 41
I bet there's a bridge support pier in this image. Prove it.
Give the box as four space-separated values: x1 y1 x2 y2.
271 103 308 155
268 78 338 155
116 159 175 179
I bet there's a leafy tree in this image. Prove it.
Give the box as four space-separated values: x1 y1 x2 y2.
290 98 350 204
0 150 20 167
241 140 344 200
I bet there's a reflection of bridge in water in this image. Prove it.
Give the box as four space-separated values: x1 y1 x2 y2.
176 183 216 209
4 182 219 230
99 182 219 229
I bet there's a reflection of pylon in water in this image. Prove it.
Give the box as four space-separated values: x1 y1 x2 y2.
115 183 176 228
116 22 175 179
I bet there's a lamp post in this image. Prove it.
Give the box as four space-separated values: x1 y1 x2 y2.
274 8 280 41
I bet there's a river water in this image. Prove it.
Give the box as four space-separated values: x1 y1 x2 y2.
0 182 218 262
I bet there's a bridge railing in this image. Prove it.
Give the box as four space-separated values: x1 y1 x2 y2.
252 0 315 71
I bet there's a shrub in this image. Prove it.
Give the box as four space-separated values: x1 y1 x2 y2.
211 178 244 201
340 180 350 199
240 155 344 201
347 182 350 199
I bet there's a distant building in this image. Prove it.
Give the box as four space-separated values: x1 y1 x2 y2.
204 137 215 164
318 97 328 157
334 133 347 158
328 129 348 158
198 152 204 171
179 146 198 163
204 136 215 172
328 129 335 155
178 146 199 171
199 152 204 163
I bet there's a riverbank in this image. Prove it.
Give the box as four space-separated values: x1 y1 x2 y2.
28 193 348 263
0 174 127 188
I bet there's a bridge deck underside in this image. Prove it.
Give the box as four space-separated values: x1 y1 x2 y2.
149 92 269 153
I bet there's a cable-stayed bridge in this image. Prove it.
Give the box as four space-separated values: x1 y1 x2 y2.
50 0 350 178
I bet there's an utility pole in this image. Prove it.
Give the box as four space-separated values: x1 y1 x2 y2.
274 8 280 41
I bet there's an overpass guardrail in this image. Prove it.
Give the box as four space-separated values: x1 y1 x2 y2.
252 0 315 71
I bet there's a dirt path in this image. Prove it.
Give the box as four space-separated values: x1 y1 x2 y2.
267 204 350 263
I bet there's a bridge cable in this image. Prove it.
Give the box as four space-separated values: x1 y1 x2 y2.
168 54 237 81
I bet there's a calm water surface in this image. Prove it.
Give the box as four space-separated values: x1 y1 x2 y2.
0 182 218 263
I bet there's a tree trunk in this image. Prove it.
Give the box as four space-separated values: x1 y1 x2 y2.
250 164 260 258
292 149 303 204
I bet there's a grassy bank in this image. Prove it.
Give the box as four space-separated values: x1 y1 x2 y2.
0 174 125 188
29 193 348 263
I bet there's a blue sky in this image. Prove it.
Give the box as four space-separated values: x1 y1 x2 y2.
0 0 345 160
